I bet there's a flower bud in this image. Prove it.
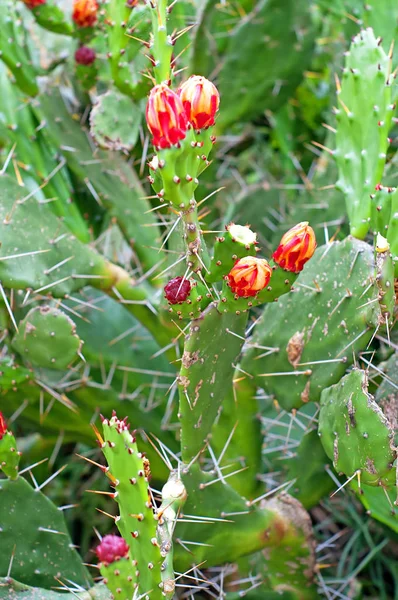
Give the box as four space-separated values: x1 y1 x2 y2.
95 535 129 565
164 277 191 304
23 0 46 8
75 46 96 66
227 257 272 298
272 222 316 273
146 84 188 149
178 75 220 130
72 0 99 28
0 412 7 441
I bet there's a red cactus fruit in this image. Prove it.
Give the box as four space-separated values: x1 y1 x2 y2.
164 277 191 304
0 412 7 441
95 535 129 565
75 46 96 66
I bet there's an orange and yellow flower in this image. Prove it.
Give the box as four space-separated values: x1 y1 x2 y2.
227 257 272 298
178 75 220 130
146 84 188 149
272 222 316 273
72 0 99 28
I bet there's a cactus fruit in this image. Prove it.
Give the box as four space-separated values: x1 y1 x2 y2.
75 46 96 66
318 369 397 487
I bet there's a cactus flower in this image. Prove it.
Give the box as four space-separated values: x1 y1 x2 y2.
95 535 129 565
227 257 272 297
22 0 46 8
72 0 99 28
146 84 188 149
178 75 220 130
0 412 7 440
273 222 316 273
164 277 191 304
75 46 96 66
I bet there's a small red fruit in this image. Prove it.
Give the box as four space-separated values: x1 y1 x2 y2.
72 0 99 28
0 412 7 441
227 257 272 298
75 46 96 66
146 84 188 149
95 535 129 565
22 0 46 8
178 75 220 130
272 222 316 273
164 277 191 304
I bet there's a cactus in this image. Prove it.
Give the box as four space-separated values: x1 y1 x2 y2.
0 1 397 598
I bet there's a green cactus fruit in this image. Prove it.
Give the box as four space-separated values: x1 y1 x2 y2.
164 277 212 320
0 174 108 295
0 580 110 600
334 28 394 239
206 223 258 283
96 537 134 600
178 305 248 462
98 415 164 599
0 358 31 392
375 234 395 327
12 306 83 370
0 476 92 588
243 237 380 411
89 91 141 152
0 424 20 479
31 3 74 35
318 369 397 487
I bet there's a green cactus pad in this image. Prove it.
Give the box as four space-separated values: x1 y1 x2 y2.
0 358 31 392
206 224 258 284
31 4 74 35
0 174 108 295
375 351 398 446
350 482 398 533
0 430 20 479
318 369 396 487
387 186 398 276
99 557 135 600
243 237 380 410
375 234 395 326
178 305 248 462
89 91 141 152
99 415 164 599
0 580 111 600
0 476 92 589
334 28 394 239
12 306 82 370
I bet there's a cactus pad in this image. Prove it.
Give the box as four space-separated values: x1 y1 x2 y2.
90 91 141 152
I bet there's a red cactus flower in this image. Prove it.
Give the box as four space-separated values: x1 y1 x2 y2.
95 535 129 565
178 75 220 130
227 257 272 298
75 46 96 66
146 84 188 149
164 277 191 304
72 0 98 28
272 222 316 273
0 412 7 441
22 0 46 8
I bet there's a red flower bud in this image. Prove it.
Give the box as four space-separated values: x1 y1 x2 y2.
146 84 188 149
178 75 220 130
164 277 191 304
95 535 129 565
72 0 98 28
227 257 272 298
22 0 46 8
75 46 96 66
0 412 7 441
272 222 316 273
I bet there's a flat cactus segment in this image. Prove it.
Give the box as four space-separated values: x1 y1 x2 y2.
0 175 107 296
215 0 317 129
31 3 74 35
178 305 248 462
0 580 111 600
98 558 135 600
243 237 380 410
0 477 92 589
90 91 141 152
100 416 163 599
375 234 395 326
334 28 394 239
387 187 398 276
174 466 316 595
12 306 82 370
349 482 398 533
375 352 398 446
206 224 258 284
0 358 31 392
0 430 20 479
318 369 397 487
